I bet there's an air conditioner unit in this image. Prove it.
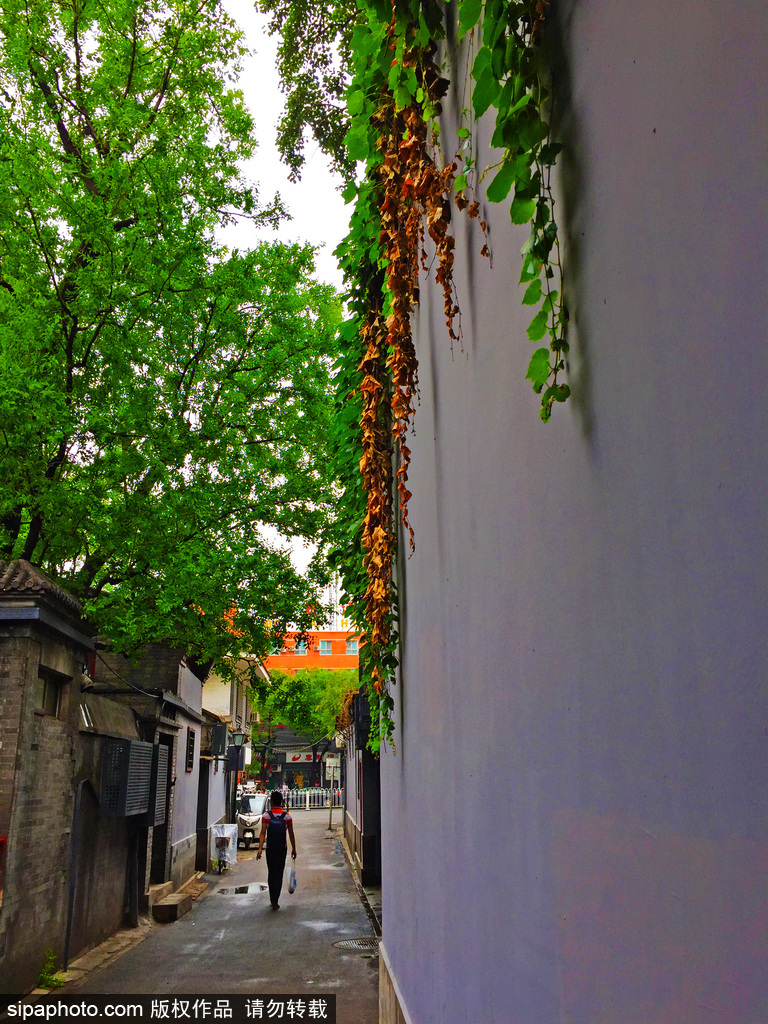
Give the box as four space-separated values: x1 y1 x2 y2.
100 739 153 817
312 645 320 651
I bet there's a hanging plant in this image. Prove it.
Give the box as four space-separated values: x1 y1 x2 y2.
328 0 567 750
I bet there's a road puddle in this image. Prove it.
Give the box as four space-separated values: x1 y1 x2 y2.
217 883 268 895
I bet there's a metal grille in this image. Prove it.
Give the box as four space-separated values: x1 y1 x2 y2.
333 937 379 951
101 740 127 816
126 741 153 815
154 745 169 825
100 739 153 817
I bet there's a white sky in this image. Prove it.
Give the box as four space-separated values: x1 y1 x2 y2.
218 1 350 578
219 0 348 291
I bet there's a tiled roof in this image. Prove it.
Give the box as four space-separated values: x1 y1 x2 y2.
0 558 83 616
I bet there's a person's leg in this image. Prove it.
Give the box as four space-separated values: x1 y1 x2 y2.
266 847 287 907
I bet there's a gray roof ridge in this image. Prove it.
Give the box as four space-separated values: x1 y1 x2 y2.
0 558 83 616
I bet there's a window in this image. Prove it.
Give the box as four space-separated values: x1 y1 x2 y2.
185 728 195 772
294 640 306 655
37 669 66 718
239 794 268 816
319 640 332 655
346 639 358 655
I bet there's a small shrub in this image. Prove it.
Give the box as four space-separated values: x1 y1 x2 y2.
37 948 65 989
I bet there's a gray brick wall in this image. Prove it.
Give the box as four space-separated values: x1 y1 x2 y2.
0 614 131 995
97 644 185 695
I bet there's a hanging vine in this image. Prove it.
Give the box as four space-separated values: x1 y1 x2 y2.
328 0 567 751
459 0 569 421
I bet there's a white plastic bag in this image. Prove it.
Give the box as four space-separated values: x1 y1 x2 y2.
288 862 297 894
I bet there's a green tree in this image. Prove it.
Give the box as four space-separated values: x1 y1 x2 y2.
250 666 358 784
0 0 340 658
250 710 280 785
255 0 358 181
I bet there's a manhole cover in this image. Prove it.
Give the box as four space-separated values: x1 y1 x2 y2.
218 883 268 895
333 937 380 951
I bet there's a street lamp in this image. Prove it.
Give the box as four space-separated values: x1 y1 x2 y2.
228 729 248 824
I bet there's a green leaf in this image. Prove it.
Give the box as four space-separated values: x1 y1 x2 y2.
510 194 537 224
526 348 551 388
471 48 501 117
459 0 483 38
486 161 516 203
527 309 549 341
345 124 369 163
473 69 501 118
509 93 533 115
347 88 365 117
522 278 542 305
457 127 470 140
455 173 468 191
395 84 413 110
519 254 539 283
539 142 563 166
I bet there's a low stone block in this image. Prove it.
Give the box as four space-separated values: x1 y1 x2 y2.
140 881 174 912
152 893 192 923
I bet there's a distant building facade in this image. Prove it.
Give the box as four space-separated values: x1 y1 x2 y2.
262 629 360 674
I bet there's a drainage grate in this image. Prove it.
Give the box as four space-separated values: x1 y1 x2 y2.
333 937 380 951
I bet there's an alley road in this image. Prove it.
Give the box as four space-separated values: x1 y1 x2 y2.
65 811 378 1024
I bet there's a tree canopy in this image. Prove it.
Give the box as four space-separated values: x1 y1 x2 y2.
248 666 357 784
251 666 358 745
0 0 340 659
255 0 358 181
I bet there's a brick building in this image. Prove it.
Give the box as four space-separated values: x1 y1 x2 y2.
0 560 134 994
0 561 250 995
91 644 213 892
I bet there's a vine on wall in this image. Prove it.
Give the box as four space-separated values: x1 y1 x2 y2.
330 0 567 750
460 0 569 421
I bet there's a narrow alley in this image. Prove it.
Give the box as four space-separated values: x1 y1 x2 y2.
61 811 379 1024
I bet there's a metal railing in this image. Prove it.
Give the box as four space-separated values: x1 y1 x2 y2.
285 787 343 810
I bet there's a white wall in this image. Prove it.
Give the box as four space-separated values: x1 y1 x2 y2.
381 2 768 1022
202 672 232 720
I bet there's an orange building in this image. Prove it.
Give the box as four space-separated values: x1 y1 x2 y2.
262 630 360 675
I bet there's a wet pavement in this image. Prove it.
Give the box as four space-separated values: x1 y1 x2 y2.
62 811 379 1023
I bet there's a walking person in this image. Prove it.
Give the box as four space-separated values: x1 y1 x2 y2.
256 790 297 910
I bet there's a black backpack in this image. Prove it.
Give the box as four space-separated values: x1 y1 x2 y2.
266 808 289 849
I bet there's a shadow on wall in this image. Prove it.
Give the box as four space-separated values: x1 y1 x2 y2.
548 2 595 441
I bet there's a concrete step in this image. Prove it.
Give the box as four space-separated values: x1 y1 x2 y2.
152 893 193 923
140 881 174 912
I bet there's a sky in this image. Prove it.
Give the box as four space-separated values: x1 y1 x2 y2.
219 0 348 291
